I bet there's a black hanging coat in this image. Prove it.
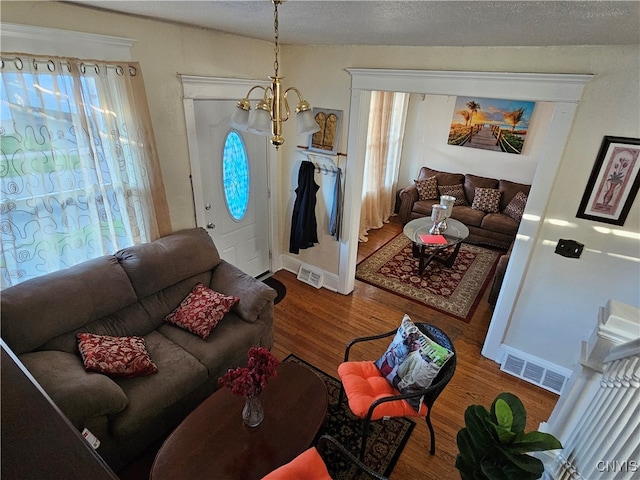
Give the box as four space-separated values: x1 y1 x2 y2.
289 161 319 254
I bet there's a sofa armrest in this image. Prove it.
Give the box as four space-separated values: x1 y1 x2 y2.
18 350 129 428
397 185 419 224
210 260 277 323
488 244 513 306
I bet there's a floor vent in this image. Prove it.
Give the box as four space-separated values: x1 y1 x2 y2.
297 264 323 289
501 353 567 395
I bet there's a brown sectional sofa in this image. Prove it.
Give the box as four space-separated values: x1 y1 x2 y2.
1 228 276 472
397 166 531 249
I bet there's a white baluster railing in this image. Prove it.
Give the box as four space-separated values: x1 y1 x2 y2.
541 300 640 480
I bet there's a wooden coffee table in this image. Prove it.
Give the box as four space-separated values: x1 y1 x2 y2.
150 362 328 480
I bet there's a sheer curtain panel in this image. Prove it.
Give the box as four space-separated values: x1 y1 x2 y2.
358 91 409 242
0 53 170 287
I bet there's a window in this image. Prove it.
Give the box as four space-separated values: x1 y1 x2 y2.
222 131 250 221
0 54 167 288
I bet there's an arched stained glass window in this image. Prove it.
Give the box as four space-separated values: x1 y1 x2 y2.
222 131 250 221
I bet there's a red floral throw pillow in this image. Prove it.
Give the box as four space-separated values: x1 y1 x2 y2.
165 284 239 339
77 333 158 377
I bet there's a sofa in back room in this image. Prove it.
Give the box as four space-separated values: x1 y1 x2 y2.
0 227 277 472
397 166 531 249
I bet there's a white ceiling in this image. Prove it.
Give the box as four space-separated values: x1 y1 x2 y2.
67 1 640 47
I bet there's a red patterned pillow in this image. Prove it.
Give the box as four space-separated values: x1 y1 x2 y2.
503 191 528 222
77 333 158 377
165 284 239 339
437 184 468 206
415 176 438 200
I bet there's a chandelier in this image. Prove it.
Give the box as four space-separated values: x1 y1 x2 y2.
229 0 320 149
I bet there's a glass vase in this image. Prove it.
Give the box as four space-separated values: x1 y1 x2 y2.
242 395 264 427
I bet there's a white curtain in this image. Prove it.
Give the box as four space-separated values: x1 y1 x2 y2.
0 53 170 287
359 91 409 242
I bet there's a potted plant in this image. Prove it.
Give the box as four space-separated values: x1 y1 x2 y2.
455 392 562 480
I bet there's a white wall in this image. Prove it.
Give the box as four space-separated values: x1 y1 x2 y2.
398 93 552 187
3 2 639 371
282 44 640 371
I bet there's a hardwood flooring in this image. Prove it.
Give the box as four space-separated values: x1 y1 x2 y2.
271 218 558 479
120 218 558 479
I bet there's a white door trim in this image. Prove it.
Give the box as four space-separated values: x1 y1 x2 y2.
179 75 281 273
341 68 592 362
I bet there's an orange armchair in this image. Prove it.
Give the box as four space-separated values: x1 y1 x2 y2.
261 434 389 480
337 323 456 460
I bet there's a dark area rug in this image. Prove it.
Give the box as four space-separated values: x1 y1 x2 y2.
284 354 415 479
263 276 287 305
356 234 501 322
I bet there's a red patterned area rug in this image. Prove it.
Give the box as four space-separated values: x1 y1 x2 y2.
356 234 501 322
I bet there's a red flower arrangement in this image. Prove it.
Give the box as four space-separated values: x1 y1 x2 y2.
218 347 279 398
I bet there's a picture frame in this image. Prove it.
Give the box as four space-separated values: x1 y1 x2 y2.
576 136 640 226
308 108 342 155
447 96 536 155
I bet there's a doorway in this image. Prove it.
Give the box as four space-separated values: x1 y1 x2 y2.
340 69 591 364
181 75 280 278
192 100 270 277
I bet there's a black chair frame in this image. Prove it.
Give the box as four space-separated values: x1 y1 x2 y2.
337 323 456 460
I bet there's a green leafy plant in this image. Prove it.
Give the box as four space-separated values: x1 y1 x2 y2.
455 392 562 480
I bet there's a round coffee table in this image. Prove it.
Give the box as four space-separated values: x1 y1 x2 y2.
403 217 470 275
150 362 328 480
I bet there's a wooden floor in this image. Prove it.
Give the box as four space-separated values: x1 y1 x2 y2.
120 218 558 479
270 218 558 479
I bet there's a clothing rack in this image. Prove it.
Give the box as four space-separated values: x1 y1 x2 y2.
301 150 341 176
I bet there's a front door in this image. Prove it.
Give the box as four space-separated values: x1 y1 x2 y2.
192 99 270 277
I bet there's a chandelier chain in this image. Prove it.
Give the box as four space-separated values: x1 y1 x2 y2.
273 0 279 77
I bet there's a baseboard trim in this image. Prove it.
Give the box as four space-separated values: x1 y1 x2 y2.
281 255 339 292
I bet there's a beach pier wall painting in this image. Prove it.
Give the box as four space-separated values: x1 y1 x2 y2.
447 96 536 155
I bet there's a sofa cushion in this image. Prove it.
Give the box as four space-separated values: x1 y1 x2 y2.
111 331 208 439
116 228 221 299
471 187 502 213
464 174 499 206
481 213 520 236
415 176 438 200
77 333 158 378
1 256 137 355
157 313 269 378
164 284 239 339
503 191 528 222
40 302 157 355
437 184 468 206
417 167 465 187
498 179 531 211
19 350 129 428
451 206 486 227
209 261 277 323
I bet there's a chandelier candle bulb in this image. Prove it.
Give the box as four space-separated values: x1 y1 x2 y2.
229 0 319 149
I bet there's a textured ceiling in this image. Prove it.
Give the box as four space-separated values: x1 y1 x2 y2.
67 1 640 47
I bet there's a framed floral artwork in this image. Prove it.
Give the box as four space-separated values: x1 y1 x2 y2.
576 136 640 226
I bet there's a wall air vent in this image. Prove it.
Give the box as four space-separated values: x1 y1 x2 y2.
297 264 323 289
500 350 568 395
503 354 525 376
